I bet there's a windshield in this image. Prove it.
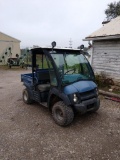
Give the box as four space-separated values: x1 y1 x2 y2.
51 51 95 85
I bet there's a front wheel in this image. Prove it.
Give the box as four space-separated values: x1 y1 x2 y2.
23 88 33 104
52 101 74 126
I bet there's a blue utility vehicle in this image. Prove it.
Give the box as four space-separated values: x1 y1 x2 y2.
21 42 100 126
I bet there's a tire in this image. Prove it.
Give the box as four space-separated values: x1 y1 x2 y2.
52 101 74 126
23 88 33 104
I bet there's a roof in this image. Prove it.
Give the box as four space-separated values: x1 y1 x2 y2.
32 47 79 51
31 47 80 54
84 16 120 41
31 47 91 56
0 32 21 42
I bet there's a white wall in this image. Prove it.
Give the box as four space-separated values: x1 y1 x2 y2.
0 41 20 65
92 40 120 82
86 47 93 65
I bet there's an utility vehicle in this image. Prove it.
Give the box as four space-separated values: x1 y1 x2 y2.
21 42 100 126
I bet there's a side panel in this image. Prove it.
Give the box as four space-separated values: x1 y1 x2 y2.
21 73 34 90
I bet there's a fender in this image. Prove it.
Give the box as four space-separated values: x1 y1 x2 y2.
48 87 71 109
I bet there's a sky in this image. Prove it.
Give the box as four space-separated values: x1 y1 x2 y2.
0 0 119 48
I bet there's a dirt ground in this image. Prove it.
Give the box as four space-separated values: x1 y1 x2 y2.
0 67 120 160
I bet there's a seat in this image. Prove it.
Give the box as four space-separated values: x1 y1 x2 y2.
36 70 50 82
37 83 50 92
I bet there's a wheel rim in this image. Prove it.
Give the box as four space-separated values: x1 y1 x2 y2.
24 91 28 101
55 108 64 121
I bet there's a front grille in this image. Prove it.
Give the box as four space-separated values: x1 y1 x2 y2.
80 89 96 101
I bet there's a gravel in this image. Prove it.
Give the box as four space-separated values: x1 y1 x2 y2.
0 68 120 160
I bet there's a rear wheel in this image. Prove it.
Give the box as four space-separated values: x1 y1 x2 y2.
52 101 74 126
23 88 33 104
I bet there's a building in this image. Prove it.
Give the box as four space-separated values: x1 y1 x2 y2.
0 32 21 65
84 16 120 83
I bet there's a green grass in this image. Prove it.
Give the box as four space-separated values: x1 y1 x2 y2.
0 65 26 71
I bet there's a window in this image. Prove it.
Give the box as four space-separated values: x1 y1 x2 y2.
36 54 48 69
50 51 94 85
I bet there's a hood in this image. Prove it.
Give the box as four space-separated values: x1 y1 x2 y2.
63 81 97 95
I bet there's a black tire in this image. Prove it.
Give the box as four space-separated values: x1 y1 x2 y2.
52 101 74 126
22 88 33 104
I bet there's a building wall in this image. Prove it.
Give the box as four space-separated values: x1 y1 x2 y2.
86 47 93 65
0 41 20 65
92 40 120 83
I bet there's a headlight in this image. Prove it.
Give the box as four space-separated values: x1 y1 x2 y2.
73 94 78 103
68 93 80 104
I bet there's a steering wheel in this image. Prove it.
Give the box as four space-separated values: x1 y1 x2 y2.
64 68 76 74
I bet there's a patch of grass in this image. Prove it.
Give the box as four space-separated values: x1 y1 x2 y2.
0 65 25 71
95 73 120 95
113 90 120 94
0 65 9 70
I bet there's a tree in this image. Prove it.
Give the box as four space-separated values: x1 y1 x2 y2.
105 1 120 20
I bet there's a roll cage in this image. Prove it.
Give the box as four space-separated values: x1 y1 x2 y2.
31 47 95 90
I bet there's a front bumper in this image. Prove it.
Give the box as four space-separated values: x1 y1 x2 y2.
74 97 100 114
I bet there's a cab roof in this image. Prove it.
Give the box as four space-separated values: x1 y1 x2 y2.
31 47 80 54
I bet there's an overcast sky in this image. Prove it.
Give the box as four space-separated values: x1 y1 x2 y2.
0 0 119 48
